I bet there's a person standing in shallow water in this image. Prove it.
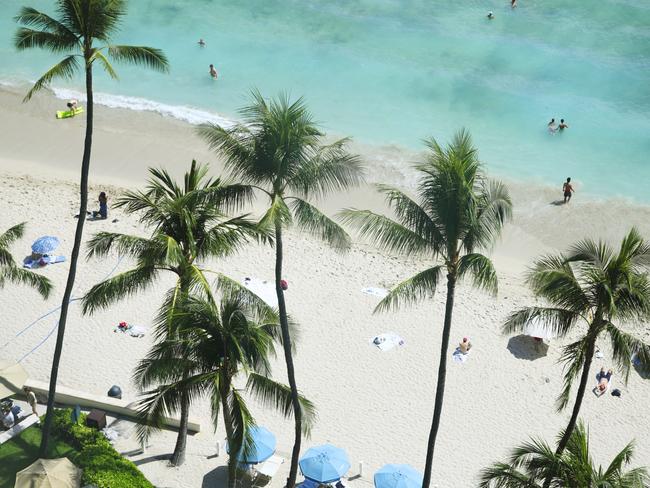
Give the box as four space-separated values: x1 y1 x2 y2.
209 64 218 79
563 177 574 204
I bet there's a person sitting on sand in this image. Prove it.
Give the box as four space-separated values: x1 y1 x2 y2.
459 337 472 354
198 38 206 47
92 191 108 219
594 367 613 396
562 177 574 203
209 64 218 79
559 118 569 130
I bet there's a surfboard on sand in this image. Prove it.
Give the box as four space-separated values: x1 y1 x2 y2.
55 106 84 119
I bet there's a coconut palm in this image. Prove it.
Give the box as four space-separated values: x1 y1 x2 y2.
15 0 168 455
0 223 52 298
503 229 650 464
339 129 512 488
479 421 649 487
135 290 315 488
198 91 364 487
81 161 263 465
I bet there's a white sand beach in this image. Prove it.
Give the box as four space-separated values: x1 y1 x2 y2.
1 85 650 487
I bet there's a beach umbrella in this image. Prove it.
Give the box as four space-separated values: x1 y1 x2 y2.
374 464 423 488
523 317 556 340
226 425 277 464
0 360 28 400
299 444 351 483
31 236 60 254
14 458 82 488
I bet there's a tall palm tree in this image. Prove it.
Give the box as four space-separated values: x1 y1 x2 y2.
0 223 52 298
135 291 315 488
479 421 649 487
340 130 512 488
15 0 169 456
82 161 263 465
198 91 364 487
503 229 650 466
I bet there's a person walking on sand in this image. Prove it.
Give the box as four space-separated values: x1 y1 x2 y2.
209 64 218 79
559 118 569 131
563 177 574 203
23 386 39 418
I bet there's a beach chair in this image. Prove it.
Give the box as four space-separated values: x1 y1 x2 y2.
0 414 39 445
252 455 285 484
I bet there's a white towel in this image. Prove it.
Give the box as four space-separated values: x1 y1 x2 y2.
362 287 389 298
369 332 405 351
243 277 278 307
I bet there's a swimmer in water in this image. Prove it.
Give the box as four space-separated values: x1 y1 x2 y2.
209 64 218 79
559 119 569 130
487 11 494 19
198 38 206 47
511 0 517 8
548 118 557 133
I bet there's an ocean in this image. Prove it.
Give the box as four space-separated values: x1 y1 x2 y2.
1 0 649 201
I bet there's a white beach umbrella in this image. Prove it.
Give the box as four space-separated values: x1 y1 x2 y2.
0 360 29 400
523 317 556 341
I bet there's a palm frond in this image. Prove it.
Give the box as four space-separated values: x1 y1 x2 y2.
502 307 580 338
14 6 78 42
375 266 443 313
457 253 498 295
89 48 118 79
246 372 317 435
338 208 431 256
86 232 151 260
0 265 53 299
290 198 351 250
0 223 26 256
107 45 169 72
22 54 80 102
81 266 158 314
556 337 591 411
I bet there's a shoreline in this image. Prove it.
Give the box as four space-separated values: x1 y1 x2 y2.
1 84 650 487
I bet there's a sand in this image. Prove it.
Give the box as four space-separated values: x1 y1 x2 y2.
1 84 649 488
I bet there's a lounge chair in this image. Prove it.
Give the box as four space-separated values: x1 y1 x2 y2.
253 455 285 484
0 414 39 445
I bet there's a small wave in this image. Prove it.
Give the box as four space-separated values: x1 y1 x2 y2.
50 86 236 128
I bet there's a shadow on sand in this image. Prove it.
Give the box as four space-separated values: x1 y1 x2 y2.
202 465 229 488
507 335 549 361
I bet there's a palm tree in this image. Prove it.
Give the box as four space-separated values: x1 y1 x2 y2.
81 161 263 465
0 223 52 298
15 0 169 455
198 91 364 487
503 229 650 465
479 421 649 487
135 290 315 488
339 129 512 488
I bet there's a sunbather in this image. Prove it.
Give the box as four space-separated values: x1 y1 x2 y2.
459 337 472 354
594 367 612 396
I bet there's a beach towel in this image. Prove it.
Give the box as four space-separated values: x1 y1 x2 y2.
362 287 389 298
453 347 470 363
22 255 66 269
369 332 405 351
242 277 278 308
113 322 146 338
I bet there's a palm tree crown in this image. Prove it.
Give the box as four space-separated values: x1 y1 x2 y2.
479 421 649 487
503 228 650 455
0 223 52 298
15 0 168 101
340 129 512 488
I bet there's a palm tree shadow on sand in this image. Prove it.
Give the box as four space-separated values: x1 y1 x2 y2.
506 335 549 360
202 466 228 488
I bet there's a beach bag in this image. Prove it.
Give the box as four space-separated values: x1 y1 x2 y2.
611 388 621 397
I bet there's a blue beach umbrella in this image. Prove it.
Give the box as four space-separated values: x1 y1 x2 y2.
299 444 351 483
374 464 423 488
31 236 59 254
226 426 276 464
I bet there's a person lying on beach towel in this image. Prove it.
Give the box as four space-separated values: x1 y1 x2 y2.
23 254 66 269
594 368 613 397
114 321 146 338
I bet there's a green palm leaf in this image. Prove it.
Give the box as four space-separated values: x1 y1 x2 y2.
107 45 169 72
290 198 351 250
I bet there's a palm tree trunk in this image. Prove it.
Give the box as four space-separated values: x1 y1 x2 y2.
39 64 94 456
220 375 237 488
542 333 597 488
422 273 456 488
274 221 302 488
170 390 189 466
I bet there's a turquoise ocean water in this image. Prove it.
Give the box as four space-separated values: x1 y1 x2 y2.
1 0 649 200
